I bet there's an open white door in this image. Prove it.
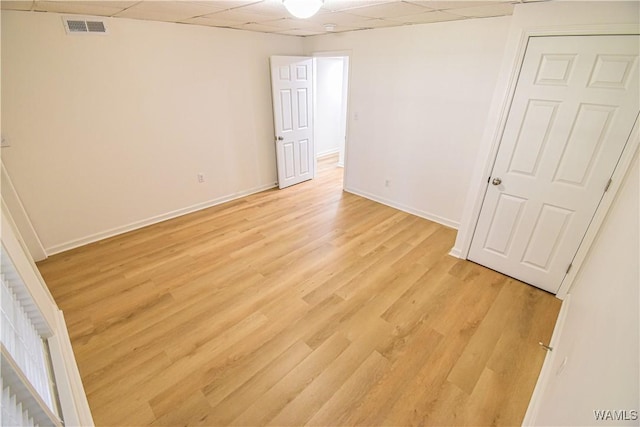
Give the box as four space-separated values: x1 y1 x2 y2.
469 35 639 294
270 56 315 189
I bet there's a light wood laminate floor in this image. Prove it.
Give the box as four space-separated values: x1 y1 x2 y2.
38 155 561 426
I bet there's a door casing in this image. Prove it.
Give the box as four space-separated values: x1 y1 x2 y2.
312 50 352 188
452 23 640 300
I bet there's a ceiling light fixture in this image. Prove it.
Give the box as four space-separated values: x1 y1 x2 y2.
283 0 323 19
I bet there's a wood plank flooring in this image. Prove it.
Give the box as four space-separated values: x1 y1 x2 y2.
38 155 561 426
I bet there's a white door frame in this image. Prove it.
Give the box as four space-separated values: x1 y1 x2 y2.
312 50 352 188
452 23 640 300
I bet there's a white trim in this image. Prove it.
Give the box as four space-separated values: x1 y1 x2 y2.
316 148 340 158
1 203 58 327
452 22 530 260
1 162 48 262
2 201 94 425
46 182 277 255
344 186 460 229
522 294 571 426
448 247 463 259
311 50 352 190
557 122 639 298
48 310 94 427
311 50 352 58
453 17 640 296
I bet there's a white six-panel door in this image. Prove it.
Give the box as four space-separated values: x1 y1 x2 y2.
469 35 639 294
270 56 315 189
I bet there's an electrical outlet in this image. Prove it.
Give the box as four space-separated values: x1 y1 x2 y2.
1 135 10 148
385 179 391 187
197 173 205 183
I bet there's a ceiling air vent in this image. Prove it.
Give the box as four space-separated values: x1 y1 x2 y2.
63 16 108 35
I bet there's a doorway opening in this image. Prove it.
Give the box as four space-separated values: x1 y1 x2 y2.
314 54 350 186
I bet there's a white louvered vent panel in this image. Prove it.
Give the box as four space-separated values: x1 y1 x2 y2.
86 21 106 33
66 20 87 32
63 16 108 35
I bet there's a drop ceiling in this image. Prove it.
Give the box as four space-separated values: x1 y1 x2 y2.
1 0 541 36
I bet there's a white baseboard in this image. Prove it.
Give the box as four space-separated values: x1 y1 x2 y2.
316 148 340 159
344 186 460 230
448 247 463 259
46 182 277 255
521 294 571 426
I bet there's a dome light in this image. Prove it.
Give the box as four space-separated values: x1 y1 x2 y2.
283 0 323 19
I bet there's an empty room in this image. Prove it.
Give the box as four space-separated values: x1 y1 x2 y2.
1 0 638 426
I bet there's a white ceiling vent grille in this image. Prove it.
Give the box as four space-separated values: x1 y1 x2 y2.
62 16 108 35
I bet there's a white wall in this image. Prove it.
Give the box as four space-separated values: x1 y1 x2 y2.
315 57 345 158
1 11 304 254
532 154 639 426
304 17 511 228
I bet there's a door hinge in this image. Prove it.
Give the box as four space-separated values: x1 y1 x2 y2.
539 341 553 352
566 263 572 274
604 178 612 192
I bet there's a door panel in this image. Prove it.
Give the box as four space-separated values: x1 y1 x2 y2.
299 139 310 174
552 104 615 186
280 90 293 132
507 100 560 176
483 194 526 256
469 35 639 293
297 89 309 128
521 204 572 271
271 56 315 189
283 142 295 179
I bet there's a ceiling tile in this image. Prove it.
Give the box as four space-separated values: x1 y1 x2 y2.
358 18 404 28
346 1 432 18
182 15 244 26
234 0 288 16
330 24 363 32
321 0 395 12
202 8 276 23
389 9 465 23
447 2 513 17
407 1 502 10
115 1 227 22
10 0 518 37
277 28 325 36
235 21 283 32
306 10 372 26
1 1 34 11
34 1 137 16
209 0 262 9
259 17 335 32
